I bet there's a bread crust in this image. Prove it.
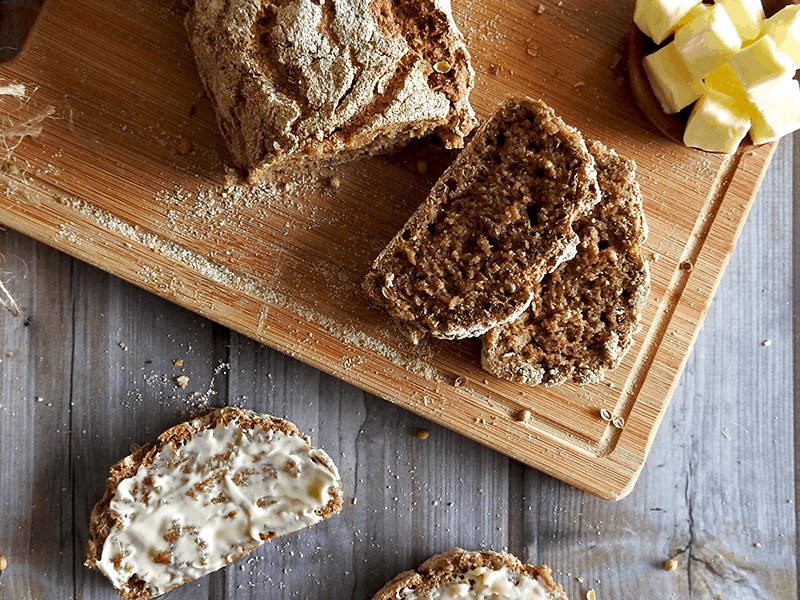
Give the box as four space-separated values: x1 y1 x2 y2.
481 140 650 386
363 98 600 340
370 548 570 600
85 407 343 600
186 0 477 181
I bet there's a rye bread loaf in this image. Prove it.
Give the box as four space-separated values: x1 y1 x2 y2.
482 140 650 386
186 0 477 181
363 98 601 340
85 407 342 600
370 548 570 600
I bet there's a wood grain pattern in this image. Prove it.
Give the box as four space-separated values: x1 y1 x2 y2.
0 0 783 500
0 137 795 599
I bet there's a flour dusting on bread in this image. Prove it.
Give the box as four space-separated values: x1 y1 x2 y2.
186 0 477 181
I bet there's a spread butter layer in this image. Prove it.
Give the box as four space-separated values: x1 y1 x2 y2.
404 566 561 600
97 414 339 595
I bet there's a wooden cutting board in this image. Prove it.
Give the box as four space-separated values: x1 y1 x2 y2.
0 0 778 499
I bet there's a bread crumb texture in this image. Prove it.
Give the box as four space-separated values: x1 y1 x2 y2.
186 0 477 180
364 97 650 385
363 98 601 341
84 407 342 600
482 139 650 386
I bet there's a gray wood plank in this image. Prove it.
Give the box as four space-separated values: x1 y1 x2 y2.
67 270 227 600
0 233 75 600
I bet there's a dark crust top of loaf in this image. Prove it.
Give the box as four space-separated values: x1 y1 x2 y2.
369 548 571 600
186 0 476 181
363 98 600 340
84 407 343 600
482 140 650 386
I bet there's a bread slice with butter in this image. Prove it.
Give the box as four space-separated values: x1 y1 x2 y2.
363 98 601 341
370 548 570 600
85 407 342 600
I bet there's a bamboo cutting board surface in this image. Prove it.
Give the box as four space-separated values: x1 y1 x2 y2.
0 0 778 499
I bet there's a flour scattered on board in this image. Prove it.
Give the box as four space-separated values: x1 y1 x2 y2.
0 78 446 381
54 187 444 383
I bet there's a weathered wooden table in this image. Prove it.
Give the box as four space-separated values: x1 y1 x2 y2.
0 1 796 599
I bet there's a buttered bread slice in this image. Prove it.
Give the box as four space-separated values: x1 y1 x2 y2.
370 548 570 600
85 407 342 600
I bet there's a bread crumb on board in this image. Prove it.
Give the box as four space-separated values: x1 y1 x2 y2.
55 191 448 385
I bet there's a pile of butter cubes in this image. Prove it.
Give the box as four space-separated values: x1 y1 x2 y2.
635 0 800 153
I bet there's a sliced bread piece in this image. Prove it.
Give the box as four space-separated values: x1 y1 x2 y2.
370 548 570 600
363 98 601 340
482 140 650 386
85 407 342 600
186 0 477 181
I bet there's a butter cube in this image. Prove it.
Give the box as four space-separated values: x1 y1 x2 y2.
761 4 800 67
728 35 796 101
644 42 703 113
716 0 764 42
749 77 800 144
676 2 711 30
683 90 751 153
674 4 742 81
703 62 749 104
634 0 703 44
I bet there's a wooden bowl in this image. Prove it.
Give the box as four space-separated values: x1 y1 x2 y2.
626 0 800 147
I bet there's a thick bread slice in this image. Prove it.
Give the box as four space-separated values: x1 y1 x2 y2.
186 0 477 181
363 98 601 340
370 548 570 600
482 140 650 386
85 407 343 600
